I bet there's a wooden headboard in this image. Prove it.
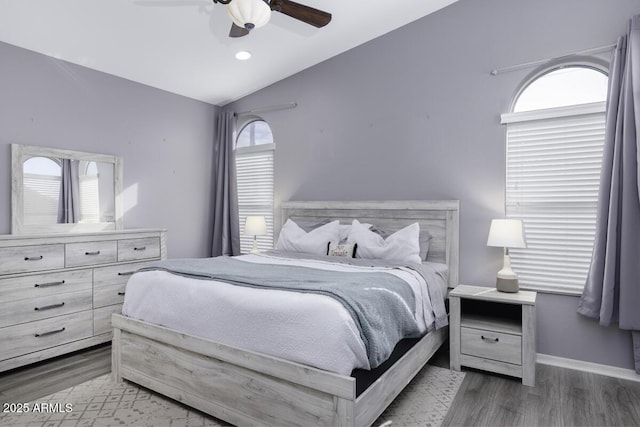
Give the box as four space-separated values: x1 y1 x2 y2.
279 200 459 288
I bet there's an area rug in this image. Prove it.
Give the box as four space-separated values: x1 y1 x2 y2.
0 364 465 427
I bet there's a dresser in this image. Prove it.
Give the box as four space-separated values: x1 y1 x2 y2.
0 229 166 372
449 285 537 386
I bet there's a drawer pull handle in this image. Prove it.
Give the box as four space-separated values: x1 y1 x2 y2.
35 327 66 338
34 302 65 311
24 256 43 261
34 280 66 288
117 291 126 296
134 246 146 251
85 250 101 256
117 271 135 276
481 335 499 343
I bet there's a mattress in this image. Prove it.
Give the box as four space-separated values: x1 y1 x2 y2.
122 252 448 375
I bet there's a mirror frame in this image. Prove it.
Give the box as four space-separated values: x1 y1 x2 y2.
11 144 124 234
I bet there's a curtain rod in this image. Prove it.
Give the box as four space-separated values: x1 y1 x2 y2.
490 43 616 76
235 102 298 117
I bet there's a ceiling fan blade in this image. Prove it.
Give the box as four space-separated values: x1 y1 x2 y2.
271 0 332 28
229 23 250 38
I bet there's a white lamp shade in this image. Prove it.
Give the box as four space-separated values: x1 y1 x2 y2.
487 219 526 248
227 0 271 30
244 215 267 236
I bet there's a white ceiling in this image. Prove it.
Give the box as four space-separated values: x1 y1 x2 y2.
0 0 458 106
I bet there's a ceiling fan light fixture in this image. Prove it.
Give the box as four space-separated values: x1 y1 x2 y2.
227 0 271 31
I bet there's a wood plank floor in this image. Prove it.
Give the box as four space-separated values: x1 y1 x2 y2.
0 343 111 404
1 343 640 426
429 347 640 427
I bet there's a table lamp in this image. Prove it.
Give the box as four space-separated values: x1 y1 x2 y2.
487 219 526 292
244 215 267 253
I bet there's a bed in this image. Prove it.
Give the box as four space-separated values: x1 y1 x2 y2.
111 200 459 427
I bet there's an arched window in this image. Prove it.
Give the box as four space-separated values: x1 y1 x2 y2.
235 118 275 253
501 63 608 293
22 156 61 225
512 66 608 112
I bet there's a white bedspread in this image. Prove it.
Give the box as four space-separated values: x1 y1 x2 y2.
122 253 446 375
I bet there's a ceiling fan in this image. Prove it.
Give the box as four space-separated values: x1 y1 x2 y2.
213 0 332 38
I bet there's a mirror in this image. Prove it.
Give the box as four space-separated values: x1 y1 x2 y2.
11 144 123 234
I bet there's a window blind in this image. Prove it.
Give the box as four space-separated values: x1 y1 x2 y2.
79 175 100 223
23 174 60 225
501 102 605 293
236 146 274 253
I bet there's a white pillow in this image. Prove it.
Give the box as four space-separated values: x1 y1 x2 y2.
276 219 340 255
339 222 372 241
347 219 422 264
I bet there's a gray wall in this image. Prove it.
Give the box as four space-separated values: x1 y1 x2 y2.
0 41 219 258
226 0 639 370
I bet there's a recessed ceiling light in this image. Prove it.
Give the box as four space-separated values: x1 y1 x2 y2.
235 50 252 61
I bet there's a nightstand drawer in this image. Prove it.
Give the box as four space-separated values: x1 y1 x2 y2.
461 327 522 365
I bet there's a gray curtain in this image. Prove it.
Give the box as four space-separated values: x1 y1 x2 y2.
57 158 80 224
211 110 241 256
577 16 640 374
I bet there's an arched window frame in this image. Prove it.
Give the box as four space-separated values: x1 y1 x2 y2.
235 116 275 253
500 58 608 294
22 156 62 226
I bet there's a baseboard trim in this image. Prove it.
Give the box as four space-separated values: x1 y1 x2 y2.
537 353 640 383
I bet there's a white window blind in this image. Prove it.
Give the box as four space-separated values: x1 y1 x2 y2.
23 174 60 225
236 144 275 253
79 175 100 223
501 102 605 293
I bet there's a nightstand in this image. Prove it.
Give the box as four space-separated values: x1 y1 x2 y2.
449 285 537 386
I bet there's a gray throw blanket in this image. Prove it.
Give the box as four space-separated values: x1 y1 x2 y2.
267 250 449 330
137 256 422 368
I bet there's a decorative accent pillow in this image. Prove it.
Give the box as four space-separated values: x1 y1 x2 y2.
275 219 340 255
347 219 422 264
327 242 357 258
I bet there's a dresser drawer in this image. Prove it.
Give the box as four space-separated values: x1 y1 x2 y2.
65 241 117 267
0 310 93 361
94 283 126 308
0 244 65 275
118 237 161 262
94 304 123 335
461 327 522 365
0 289 92 328
93 261 154 288
0 269 92 303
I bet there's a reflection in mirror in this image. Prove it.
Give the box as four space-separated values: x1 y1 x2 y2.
23 157 61 225
12 144 123 234
22 157 115 226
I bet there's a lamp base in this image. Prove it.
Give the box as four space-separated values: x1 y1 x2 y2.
496 277 519 293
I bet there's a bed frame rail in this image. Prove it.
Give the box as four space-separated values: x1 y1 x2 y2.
112 314 448 427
